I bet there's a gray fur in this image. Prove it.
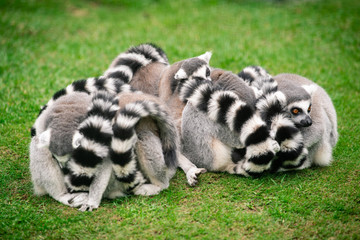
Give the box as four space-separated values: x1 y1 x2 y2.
274 73 338 166
43 92 92 157
29 93 92 207
180 69 282 176
182 103 243 172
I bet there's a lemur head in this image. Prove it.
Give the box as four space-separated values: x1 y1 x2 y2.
285 84 317 128
37 127 78 163
174 52 212 82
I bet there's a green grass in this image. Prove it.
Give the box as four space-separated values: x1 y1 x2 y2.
1 0 359 239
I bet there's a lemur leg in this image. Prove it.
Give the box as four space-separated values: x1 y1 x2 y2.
178 153 206 186
133 184 162 196
312 139 333 166
30 137 88 207
78 159 113 212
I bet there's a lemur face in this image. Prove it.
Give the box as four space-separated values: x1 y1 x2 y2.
287 99 312 127
174 52 212 82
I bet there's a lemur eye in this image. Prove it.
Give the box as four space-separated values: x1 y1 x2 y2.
292 108 300 114
206 67 210 77
308 105 312 113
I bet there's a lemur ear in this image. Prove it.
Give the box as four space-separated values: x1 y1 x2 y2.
198 51 212 64
302 84 317 97
38 129 51 148
174 68 188 80
72 131 83 149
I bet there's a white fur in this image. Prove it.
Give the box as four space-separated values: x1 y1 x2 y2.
115 115 140 129
302 84 318 96
192 65 210 81
239 114 266 145
287 99 311 113
174 68 187 80
177 152 206 186
207 91 239 122
104 65 133 80
197 51 212 64
225 100 247 134
119 52 152 67
72 131 83 149
211 138 233 171
79 138 109 159
187 83 212 107
112 159 137 178
111 135 137 153
85 77 98 93
38 129 51 148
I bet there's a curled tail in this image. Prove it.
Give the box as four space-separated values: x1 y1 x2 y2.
238 65 278 98
179 77 280 176
104 43 169 82
239 66 309 171
32 43 166 138
64 91 120 192
109 99 178 192
31 76 135 138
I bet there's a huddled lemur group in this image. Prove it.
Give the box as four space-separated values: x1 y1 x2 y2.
29 43 338 211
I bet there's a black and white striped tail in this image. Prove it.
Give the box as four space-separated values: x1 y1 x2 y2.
31 76 135 138
178 77 279 176
64 91 120 192
109 100 178 193
239 66 308 171
103 43 169 82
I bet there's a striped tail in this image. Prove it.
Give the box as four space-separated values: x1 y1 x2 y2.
32 43 166 138
64 91 120 192
178 78 280 176
104 43 169 82
109 100 178 193
240 66 309 171
31 76 136 138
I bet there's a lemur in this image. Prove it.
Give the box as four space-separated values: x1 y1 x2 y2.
30 43 180 210
238 66 309 172
179 70 283 176
30 92 92 207
104 48 212 185
273 73 338 168
31 43 166 139
32 90 179 211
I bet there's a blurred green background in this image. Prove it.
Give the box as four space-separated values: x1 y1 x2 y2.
1 0 359 239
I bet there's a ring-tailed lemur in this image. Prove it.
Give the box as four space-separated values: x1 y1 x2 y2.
273 73 338 167
32 90 179 211
107 92 178 199
31 43 167 139
31 43 181 209
30 92 92 207
238 66 309 172
179 70 282 176
33 91 120 210
104 50 212 186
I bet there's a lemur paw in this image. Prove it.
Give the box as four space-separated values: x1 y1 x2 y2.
67 193 88 208
272 141 281 153
186 167 207 186
79 203 98 212
134 184 161 196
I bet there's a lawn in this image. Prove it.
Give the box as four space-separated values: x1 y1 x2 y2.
1 0 359 239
